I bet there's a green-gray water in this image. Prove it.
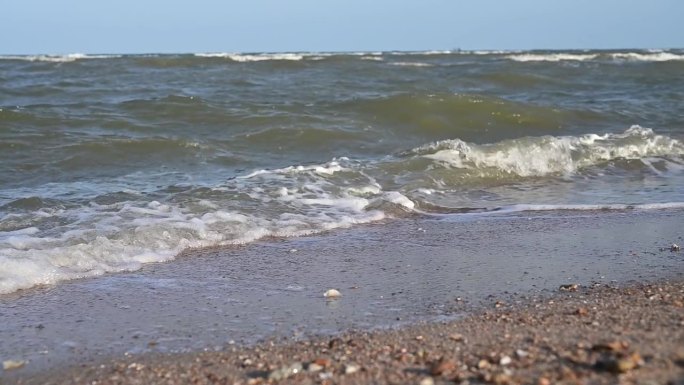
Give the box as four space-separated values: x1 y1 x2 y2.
1 49 684 294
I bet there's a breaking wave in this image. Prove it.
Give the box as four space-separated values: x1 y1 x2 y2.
2 126 683 295
0 53 121 62
608 51 684 62
506 51 684 62
410 126 684 177
194 52 311 62
506 53 599 62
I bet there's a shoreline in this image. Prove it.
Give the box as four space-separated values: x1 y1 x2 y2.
11 279 684 385
2 209 683 383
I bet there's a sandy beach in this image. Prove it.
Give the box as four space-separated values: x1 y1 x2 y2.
11 279 684 385
2 209 683 384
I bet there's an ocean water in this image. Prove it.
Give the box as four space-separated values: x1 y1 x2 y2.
1 49 684 295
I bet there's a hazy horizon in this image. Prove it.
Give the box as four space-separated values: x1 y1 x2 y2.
2 47 683 56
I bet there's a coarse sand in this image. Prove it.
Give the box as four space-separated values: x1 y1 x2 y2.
11 280 684 385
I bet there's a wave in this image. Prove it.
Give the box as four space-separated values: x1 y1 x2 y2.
465 50 516 55
2 126 683 295
194 52 324 62
506 51 684 62
3 50 682 65
342 93 607 141
387 50 453 56
0 53 121 62
607 52 684 62
0 161 403 294
506 53 599 62
409 126 684 177
389 62 434 67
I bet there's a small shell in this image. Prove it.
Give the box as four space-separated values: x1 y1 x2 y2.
3 360 26 371
323 289 342 298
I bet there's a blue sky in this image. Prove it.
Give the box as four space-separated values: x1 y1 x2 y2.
1 0 682 54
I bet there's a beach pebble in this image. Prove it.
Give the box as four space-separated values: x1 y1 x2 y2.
319 372 334 380
419 377 435 385
268 362 303 381
592 340 628 352
493 373 512 384
559 283 579 292
344 363 360 374
575 307 589 316
323 289 342 298
313 357 331 367
499 355 512 366
671 243 680 252
307 363 324 372
3 360 26 371
595 352 643 373
430 358 457 375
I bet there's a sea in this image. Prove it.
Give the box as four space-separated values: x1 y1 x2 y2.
1 49 684 296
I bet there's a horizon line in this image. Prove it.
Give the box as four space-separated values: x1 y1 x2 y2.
1 47 683 57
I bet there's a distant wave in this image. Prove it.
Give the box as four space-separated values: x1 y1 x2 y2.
389 62 434 67
0 53 121 62
3 50 683 64
608 52 684 62
388 50 453 55
193 51 390 62
194 52 325 62
506 51 684 62
506 53 599 62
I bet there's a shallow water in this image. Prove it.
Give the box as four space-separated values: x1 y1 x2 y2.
1 49 684 294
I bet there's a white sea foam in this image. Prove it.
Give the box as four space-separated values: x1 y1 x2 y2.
390 62 434 67
417 126 684 177
608 52 684 62
0 197 391 294
467 50 514 55
0 157 417 295
505 51 684 63
2 127 683 295
506 53 599 62
389 50 453 55
0 54 121 62
194 53 307 62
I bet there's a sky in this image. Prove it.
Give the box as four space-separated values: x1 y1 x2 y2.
1 0 682 54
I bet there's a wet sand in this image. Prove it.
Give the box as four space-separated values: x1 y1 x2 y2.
13 280 684 385
2 209 683 383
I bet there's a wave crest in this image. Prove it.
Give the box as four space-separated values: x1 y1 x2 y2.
2 127 683 295
412 126 684 177
0 54 121 62
506 51 684 63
